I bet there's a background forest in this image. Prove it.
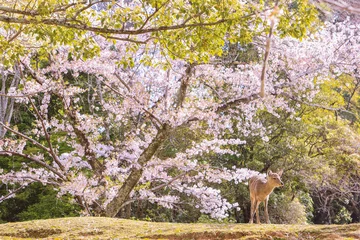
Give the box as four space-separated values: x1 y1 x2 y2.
0 0 359 225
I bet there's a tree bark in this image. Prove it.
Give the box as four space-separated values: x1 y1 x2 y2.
104 123 171 217
176 65 193 109
0 64 20 139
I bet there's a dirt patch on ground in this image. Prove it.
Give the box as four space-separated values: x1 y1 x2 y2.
344 233 360 239
3 227 62 238
264 230 298 239
316 233 344 240
79 229 104 236
298 231 360 240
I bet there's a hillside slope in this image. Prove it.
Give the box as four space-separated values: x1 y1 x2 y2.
0 217 359 239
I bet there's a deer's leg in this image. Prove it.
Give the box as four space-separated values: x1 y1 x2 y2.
249 197 255 224
255 201 261 224
265 197 271 224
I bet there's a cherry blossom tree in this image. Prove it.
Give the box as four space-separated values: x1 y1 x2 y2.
0 0 359 218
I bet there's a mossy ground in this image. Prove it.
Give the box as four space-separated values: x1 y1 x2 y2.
0 217 359 239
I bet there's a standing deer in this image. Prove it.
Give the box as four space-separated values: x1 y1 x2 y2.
249 169 283 224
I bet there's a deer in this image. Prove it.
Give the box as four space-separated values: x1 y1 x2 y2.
249 169 284 224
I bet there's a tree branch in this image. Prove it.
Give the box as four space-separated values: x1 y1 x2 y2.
111 74 163 127
0 122 50 152
151 171 192 193
0 151 66 180
0 92 44 98
0 2 88 16
64 107 104 177
104 123 171 217
139 0 170 30
260 1 279 98
0 184 26 202
100 35 157 44
176 64 194 109
28 97 65 171
216 93 261 113
0 15 229 36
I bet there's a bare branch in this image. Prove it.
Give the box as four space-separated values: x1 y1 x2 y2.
0 151 66 180
0 122 50 152
8 26 23 43
28 97 65 171
0 184 25 202
0 91 45 98
260 1 279 98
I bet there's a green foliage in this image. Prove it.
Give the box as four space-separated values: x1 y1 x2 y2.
298 192 314 223
157 126 205 159
0 183 80 223
334 206 352 224
269 194 307 224
220 43 261 67
0 0 321 65
277 0 320 39
17 193 80 221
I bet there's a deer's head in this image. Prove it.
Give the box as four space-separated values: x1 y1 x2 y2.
267 169 284 187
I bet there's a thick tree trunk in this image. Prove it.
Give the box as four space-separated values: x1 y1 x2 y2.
104 123 170 217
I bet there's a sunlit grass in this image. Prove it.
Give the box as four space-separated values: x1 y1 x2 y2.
0 217 359 239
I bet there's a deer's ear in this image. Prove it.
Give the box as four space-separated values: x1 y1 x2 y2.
278 169 283 177
267 169 273 176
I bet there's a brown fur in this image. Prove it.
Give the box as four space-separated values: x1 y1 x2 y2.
249 169 283 224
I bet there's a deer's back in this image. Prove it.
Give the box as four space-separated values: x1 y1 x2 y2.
249 175 268 201
249 175 266 187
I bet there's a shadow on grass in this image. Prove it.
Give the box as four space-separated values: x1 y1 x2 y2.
2 227 63 238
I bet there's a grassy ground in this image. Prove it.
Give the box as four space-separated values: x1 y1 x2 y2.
0 217 359 239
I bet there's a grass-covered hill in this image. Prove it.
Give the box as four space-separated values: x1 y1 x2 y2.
0 217 359 239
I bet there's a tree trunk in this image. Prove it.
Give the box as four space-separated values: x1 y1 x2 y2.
104 123 170 217
176 65 192 109
349 197 360 222
0 65 20 139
